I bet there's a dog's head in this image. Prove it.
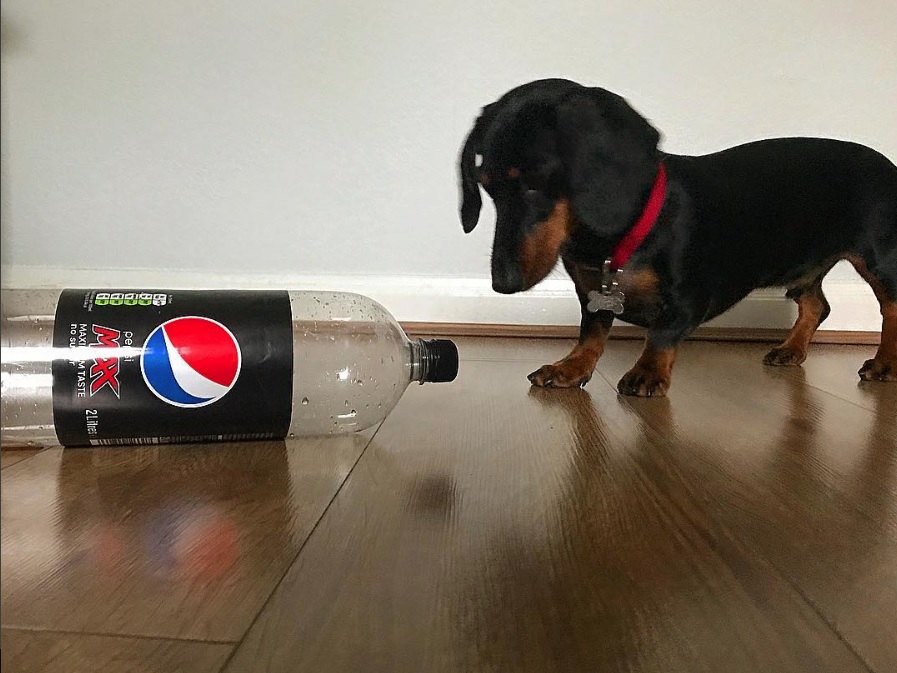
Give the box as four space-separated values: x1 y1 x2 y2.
458 79 660 294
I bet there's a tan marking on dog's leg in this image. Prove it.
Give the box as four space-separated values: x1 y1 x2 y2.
764 287 829 366
617 344 677 397
528 313 612 389
847 255 897 381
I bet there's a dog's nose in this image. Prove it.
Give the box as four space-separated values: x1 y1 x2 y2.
491 267 523 294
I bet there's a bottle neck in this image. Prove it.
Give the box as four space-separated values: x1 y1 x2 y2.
409 338 459 384
409 339 431 385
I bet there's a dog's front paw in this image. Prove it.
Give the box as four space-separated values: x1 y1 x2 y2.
859 357 897 382
528 360 593 389
763 346 807 367
617 366 670 397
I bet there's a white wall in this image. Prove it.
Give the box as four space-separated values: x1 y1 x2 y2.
2 1 895 329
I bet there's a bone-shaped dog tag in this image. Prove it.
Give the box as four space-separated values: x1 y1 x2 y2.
587 290 625 315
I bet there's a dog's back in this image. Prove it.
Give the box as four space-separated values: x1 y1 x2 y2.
666 137 897 291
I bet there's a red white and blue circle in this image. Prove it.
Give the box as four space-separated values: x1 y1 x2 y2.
140 317 242 408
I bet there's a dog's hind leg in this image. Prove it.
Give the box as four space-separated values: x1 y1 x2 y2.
848 253 897 381
764 270 833 367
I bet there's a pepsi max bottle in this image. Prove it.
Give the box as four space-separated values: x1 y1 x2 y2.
1 289 458 447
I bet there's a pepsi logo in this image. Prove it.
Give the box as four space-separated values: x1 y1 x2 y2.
140 317 241 408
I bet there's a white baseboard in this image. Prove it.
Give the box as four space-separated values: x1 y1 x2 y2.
0 264 882 332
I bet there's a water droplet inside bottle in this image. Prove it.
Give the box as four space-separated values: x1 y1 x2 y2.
345 400 349 407
301 397 309 405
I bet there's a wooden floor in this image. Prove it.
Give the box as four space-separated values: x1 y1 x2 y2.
2 339 895 673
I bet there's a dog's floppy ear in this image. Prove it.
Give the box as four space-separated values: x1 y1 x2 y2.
458 104 496 233
458 124 482 233
555 88 660 236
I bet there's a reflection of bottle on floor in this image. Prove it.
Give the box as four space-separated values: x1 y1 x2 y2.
1 288 458 447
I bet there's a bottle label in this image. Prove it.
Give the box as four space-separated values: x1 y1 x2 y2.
51 289 293 446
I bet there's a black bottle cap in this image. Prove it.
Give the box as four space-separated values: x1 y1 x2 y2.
424 339 459 383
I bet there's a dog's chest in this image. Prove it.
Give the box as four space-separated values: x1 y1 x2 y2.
565 260 663 327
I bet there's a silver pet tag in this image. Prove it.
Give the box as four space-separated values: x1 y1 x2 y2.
586 259 625 315
587 290 625 314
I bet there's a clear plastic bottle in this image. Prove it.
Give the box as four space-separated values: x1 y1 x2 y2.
1 288 458 447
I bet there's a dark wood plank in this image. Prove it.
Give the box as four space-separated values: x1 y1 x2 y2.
1 448 42 470
454 335 575 363
593 340 896 671
1 435 371 642
225 359 868 673
1 628 231 673
778 343 895 413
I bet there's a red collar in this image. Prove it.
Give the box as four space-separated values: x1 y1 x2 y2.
610 163 667 270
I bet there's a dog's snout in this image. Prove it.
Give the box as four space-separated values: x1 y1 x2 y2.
491 264 523 294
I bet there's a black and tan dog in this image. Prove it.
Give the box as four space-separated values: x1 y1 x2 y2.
458 78 897 395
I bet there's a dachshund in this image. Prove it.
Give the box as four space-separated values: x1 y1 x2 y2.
458 78 897 395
